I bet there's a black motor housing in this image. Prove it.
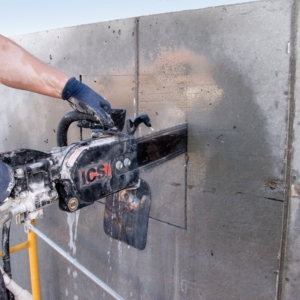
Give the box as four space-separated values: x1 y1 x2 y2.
57 134 139 212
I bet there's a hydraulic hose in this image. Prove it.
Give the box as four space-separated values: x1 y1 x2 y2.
0 267 33 300
2 219 14 300
56 111 97 147
0 269 7 300
0 213 11 231
56 109 126 147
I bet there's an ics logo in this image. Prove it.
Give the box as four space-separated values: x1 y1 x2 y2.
79 163 111 187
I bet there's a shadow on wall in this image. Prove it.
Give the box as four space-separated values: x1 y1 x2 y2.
185 49 282 299
138 45 283 299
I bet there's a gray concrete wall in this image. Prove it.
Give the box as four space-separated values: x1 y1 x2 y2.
0 0 299 299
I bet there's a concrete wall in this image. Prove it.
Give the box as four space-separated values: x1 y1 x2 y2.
0 0 299 299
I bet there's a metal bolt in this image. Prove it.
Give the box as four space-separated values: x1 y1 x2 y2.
124 158 131 167
15 168 24 177
68 198 79 212
116 161 123 171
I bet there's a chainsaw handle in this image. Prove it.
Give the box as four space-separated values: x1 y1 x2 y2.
57 111 97 147
57 109 127 147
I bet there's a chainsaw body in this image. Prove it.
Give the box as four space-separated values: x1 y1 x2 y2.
56 133 139 212
0 109 187 249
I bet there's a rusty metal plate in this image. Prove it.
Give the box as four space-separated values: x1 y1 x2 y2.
104 179 151 250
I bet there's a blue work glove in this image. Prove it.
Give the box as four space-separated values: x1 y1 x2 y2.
62 77 114 129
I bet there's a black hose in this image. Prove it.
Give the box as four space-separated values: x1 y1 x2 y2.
2 219 13 300
57 111 98 147
0 272 7 300
56 109 126 147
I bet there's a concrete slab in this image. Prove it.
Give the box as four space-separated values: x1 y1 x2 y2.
3 18 138 299
138 2 290 298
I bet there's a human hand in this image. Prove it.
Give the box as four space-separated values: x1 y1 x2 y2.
62 77 114 129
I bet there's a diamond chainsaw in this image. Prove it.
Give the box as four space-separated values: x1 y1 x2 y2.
0 109 187 250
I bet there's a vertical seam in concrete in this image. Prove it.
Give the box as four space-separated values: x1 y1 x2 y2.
277 1 298 299
184 154 188 230
184 69 188 231
135 17 140 117
79 75 83 141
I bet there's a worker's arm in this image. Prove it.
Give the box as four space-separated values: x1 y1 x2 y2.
0 34 113 128
0 34 69 98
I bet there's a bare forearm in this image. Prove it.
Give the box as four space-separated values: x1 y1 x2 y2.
0 34 70 98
